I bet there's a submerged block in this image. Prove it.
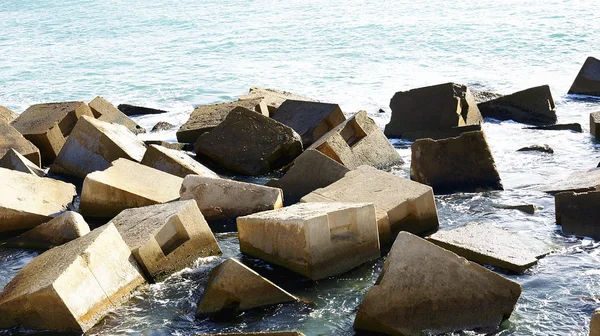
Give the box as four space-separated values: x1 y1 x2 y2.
238 202 380 280
0 121 41 167
555 190 600 240
11 101 93 164
568 56 600 97
141 144 219 178
0 224 146 333
301 166 438 245
50 116 147 179
89 96 146 134
79 158 183 218
117 104 168 116
309 110 403 169
353 232 522 336
8 211 90 249
478 85 557 125
110 200 221 281
196 258 297 315
0 148 45 177
0 168 76 233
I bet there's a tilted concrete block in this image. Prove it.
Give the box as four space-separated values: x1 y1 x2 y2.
141 144 219 179
8 211 90 249
0 105 18 124
239 86 314 115
0 121 41 167
0 148 45 177
89 96 146 134
478 85 556 125
555 190 600 240
569 56 600 97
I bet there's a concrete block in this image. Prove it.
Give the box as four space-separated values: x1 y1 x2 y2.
541 168 600 194
89 96 146 134
478 85 557 125
141 144 219 178
0 105 17 124
239 86 314 114
0 148 45 176
568 56 600 97
8 211 90 249
591 308 600 336
0 121 41 167
591 111 600 139
556 190 600 239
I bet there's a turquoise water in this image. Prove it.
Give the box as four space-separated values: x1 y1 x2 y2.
1 0 600 335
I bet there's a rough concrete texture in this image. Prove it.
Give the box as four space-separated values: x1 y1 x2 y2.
478 85 557 125
151 121 175 132
79 158 183 218
117 104 168 116
141 144 219 179
353 232 522 336
0 148 45 176
177 98 268 143
525 123 582 132
89 96 146 135
541 168 600 194
199 332 305 336
180 175 283 221
470 89 503 103
50 116 147 179
109 200 221 281
0 167 76 233
271 100 346 147
8 211 90 249
301 166 438 245
591 308 600 336
196 258 297 315
384 83 483 138
493 204 536 214
568 57 600 97
555 190 600 240
427 222 552 273
0 121 41 167
238 202 380 280
239 86 314 115
272 150 350 205
308 110 403 169
11 101 94 164
143 140 192 151
194 107 303 176
0 105 18 124
411 131 503 194
591 112 600 139
0 223 146 333
401 124 481 141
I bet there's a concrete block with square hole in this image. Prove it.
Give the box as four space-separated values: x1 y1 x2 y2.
237 202 380 280
108 200 221 281
308 110 403 169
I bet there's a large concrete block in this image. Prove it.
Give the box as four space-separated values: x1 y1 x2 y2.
196 258 297 315
568 56 600 97
353 232 522 336
0 223 146 333
0 121 41 167
541 168 600 194
0 168 76 233
411 131 503 194
109 200 221 281
591 308 600 336
11 101 93 164
0 148 45 177
8 211 90 249
301 166 438 245
89 96 146 134
384 83 483 138
177 98 268 143
0 105 17 124
591 111 600 139
239 86 314 114
427 222 552 274
194 107 303 176
478 85 557 125
271 100 346 147
79 158 183 218
272 149 350 205
180 175 283 221
555 190 600 239
308 110 403 169
50 116 147 179
141 144 219 179
238 202 380 280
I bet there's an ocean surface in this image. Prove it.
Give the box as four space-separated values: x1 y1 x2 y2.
1 0 600 335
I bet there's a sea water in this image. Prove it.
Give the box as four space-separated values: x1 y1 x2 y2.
1 0 600 335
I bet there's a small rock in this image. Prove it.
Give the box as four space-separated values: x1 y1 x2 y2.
470 89 503 103
525 123 582 132
0 148 45 176
556 190 600 240
117 104 168 116
0 105 18 124
0 121 41 167
517 144 554 154
141 144 219 179
478 85 557 126
568 56 600 97
493 204 536 214
150 121 175 133
378 108 385 113
89 96 146 135
7 211 90 249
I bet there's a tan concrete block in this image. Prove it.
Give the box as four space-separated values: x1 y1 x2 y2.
239 86 314 115
0 148 45 177
0 105 18 124
8 211 90 249
141 144 219 179
0 121 41 167
89 96 146 135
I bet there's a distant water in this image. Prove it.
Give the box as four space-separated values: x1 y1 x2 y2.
1 1 600 335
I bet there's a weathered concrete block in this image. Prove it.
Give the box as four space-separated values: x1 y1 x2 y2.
109 200 221 281
180 175 283 221
0 105 17 124
301 166 438 245
89 96 146 134
0 121 41 167
239 86 314 114
79 158 183 218
117 104 168 116
0 148 45 176
541 168 600 194
411 131 503 194
555 190 600 239
11 101 93 164
591 308 600 336
194 107 303 176
0 168 76 233
568 56 600 97
353 232 522 335
272 150 350 205
591 112 600 139
401 124 481 141
427 222 552 273
238 202 379 280
8 211 90 249
478 85 557 125
271 100 346 147
196 258 297 315
141 144 219 179
199 332 305 336
50 116 147 179
0 223 146 333
308 110 403 169
525 123 582 132
384 83 483 138
177 98 268 143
